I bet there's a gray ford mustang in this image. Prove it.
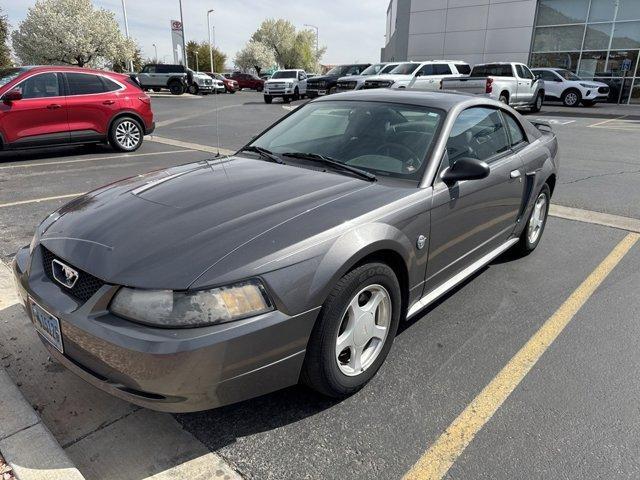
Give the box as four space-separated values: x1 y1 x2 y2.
13 90 558 412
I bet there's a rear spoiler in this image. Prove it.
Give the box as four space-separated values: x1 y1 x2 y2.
128 73 141 87
530 119 553 133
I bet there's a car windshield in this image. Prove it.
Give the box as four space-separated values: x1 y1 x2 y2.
361 64 386 76
0 68 27 88
326 65 362 76
380 63 400 74
250 100 444 182
389 63 419 75
272 71 297 79
556 69 581 80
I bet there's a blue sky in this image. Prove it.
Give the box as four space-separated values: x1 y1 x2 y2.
3 0 389 66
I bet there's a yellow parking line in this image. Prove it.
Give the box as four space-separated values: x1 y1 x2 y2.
403 232 639 480
587 115 627 128
0 193 84 209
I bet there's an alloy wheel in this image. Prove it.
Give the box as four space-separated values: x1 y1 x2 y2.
565 92 578 106
527 193 548 245
335 284 391 376
115 121 141 150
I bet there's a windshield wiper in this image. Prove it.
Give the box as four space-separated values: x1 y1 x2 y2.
281 152 376 182
238 145 285 164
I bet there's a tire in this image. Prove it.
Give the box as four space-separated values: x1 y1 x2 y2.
328 86 337 95
230 90 236 94
561 89 581 107
499 92 509 104
169 81 185 96
152 88 161 93
283 95 291 104
530 92 543 113
582 100 596 107
109 117 144 152
264 95 273 104
514 184 551 255
302 262 402 397
293 87 300 101
187 84 199 95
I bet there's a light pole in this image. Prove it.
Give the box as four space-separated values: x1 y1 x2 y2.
195 51 199 71
304 24 319 65
152 43 158 62
121 0 134 71
207 9 215 73
179 0 188 68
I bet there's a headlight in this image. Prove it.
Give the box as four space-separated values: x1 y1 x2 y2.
579 82 598 88
110 279 273 328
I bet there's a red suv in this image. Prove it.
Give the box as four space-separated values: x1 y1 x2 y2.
0 66 154 152
226 72 264 91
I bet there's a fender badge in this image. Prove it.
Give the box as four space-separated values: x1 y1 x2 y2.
416 235 427 250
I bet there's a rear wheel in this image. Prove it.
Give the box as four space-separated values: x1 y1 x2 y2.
152 88 161 92
499 92 509 104
515 184 550 255
169 81 185 95
109 117 144 152
562 89 581 107
302 263 401 397
264 95 272 104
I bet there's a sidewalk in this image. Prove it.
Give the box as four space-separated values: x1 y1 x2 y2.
0 261 241 480
538 101 640 119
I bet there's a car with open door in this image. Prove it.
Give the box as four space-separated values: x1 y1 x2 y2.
13 89 557 412
0 66 154 152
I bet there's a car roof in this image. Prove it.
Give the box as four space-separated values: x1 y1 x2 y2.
19 65 124 76
312 88 485 111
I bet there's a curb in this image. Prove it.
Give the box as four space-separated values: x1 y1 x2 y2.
1 261 84 480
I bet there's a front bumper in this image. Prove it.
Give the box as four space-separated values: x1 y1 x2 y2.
306 88 328 98
13 246 319 412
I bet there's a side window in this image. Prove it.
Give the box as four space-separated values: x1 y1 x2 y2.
417 64 435 76
433 64 452 75
539 71 558 82
16 73 61 99
299 72 306 80
502 112 527 147
142 65 155 74
523 66 535 79
515 65 525 78
101 77 122 92
456 64 471 75
445 107 510 167
66 73 106 95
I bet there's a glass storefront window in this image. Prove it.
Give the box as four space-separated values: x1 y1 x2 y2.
588 0 615 22
533 25 584 51
593 78 633 103
531 52 581 72
617 0 640 22
607 50 639 77
611 22 640 50
537 0 589 26
630 79 640 104
578 51 608 78
584 23 613 50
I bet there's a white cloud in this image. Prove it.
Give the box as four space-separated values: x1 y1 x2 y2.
4 0 389 67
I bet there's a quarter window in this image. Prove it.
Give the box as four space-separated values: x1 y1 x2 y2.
503 113 527 147
16 73 61 99
101 77 122 92
445 108 510 165
433 64 452 75
66 73 106 95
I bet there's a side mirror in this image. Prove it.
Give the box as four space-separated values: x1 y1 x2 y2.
2 89 22 103
415 71 423 78
441 157 490 183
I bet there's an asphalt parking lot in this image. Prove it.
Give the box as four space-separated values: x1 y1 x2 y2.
2 91 640 480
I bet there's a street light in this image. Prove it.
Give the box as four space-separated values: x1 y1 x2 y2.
195 51 199 72
304 24 319 65
152 43 158 63
207 9 215 73
121 0 134 71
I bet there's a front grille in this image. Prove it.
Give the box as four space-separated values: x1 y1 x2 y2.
41 247 106 302
337 81 357 91
598 86 609 94
269 82 286 88
363 80 392 89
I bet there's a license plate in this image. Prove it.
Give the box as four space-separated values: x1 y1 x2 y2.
29 299 63 353
319 90 327 95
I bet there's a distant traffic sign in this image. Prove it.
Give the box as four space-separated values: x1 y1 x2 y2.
622 59 632 71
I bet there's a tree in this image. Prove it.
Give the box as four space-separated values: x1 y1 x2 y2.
0 8 11 68
186 40 227 72
12 0 135 68
112 44 144 73
234 40 275 75
250 19 325 71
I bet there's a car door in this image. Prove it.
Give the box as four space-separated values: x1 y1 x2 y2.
424 107 525 291
0 71 69 147
411 64 435 89
540 70 563 98
298 71 307 94
515 65 535 104
64 72 122 142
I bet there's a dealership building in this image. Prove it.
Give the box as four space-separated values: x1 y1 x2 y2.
382 0 640 104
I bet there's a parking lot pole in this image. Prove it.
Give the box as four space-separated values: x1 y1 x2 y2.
179 0 188 68
121 0 134 72
207 9 214 72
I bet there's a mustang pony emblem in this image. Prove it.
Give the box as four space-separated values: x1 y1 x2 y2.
52 259 79 289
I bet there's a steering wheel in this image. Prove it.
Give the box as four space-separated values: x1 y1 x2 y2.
375 142 416 160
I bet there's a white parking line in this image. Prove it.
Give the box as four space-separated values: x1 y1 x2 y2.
550 204 640 234
0 149 195 171
155 104 241 127
0 193 84 209
148 135 235 155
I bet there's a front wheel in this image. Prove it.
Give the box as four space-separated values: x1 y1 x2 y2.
264 95 272 104
188 84 199 95
530 92 543 112
302 263 401 397
293 87 300 101
582 100 596 107
515 184 550 255
109 117 144 152
562 89 581 107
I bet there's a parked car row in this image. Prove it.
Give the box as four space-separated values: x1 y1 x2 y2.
136 64 224 95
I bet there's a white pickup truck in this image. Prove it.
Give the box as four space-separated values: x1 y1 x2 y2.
441 62 544 112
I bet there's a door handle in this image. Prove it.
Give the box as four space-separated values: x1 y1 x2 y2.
47 104 62 109
510 169 522 179
102 100 116 105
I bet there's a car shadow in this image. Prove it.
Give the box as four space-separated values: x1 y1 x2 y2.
0 144 112 163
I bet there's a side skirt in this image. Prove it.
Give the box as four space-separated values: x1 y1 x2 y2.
407 237 519 319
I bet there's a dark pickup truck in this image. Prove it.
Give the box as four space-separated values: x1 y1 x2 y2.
306 63 371 97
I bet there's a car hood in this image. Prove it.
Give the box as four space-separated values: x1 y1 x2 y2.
573 80 608 88
307 75 340 83
265 78 295 84
365 74 411 82
39 156 398 290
